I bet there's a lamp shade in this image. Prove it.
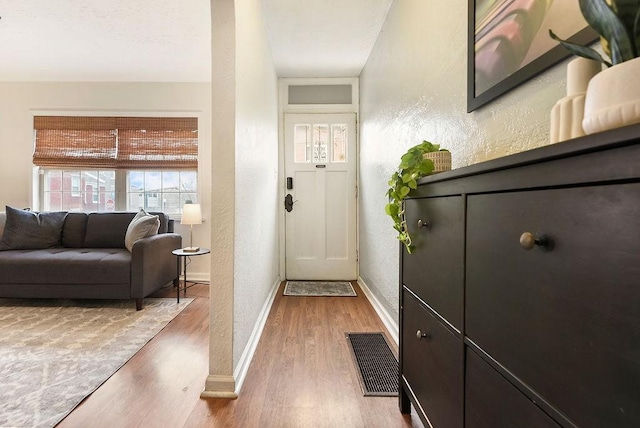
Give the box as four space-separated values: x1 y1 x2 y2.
181 203 202 225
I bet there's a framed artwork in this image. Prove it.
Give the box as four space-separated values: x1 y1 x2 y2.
467 0 599 112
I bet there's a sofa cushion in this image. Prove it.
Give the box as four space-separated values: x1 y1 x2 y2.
0 206 67 250
0 248 131 285
61 212 88 248
125 209 160 252
84 212 137 248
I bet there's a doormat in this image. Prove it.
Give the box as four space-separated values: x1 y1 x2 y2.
283 281 356 297
346 332 399 396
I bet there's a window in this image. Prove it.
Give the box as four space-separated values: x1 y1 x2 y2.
293 122 349 163
42 170 116 212
33 116 198 215
126 170 197 213
71 175 80 196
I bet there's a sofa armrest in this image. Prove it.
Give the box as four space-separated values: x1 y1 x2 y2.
130 233 182 299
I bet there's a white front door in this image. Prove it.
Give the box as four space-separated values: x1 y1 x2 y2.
284 113 357 280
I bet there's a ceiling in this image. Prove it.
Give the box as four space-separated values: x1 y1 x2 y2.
0 0 392 82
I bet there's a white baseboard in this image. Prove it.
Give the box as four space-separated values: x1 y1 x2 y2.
357 277 399 345
233 277 281 393
179 272 210 283
200 375 238 399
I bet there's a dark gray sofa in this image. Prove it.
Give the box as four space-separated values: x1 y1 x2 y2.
0 211 181 310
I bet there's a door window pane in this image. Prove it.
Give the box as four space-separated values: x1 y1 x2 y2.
312 124 328 163
331 124 348 162
294 124 311 163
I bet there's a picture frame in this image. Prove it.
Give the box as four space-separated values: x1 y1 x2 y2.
467 0 599 112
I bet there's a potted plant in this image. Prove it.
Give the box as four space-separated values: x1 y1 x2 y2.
385 140 450 254
549 0 640 133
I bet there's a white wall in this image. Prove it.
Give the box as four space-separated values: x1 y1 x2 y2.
233 0 279 368
359 1 571 323
0 82 212 278
204 0 278 397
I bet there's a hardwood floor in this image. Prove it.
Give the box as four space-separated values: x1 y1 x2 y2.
59 282 423 428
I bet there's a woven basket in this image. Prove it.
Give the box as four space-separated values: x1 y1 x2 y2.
423 151 451 173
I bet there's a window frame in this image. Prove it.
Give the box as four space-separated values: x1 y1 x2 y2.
38 168 198 216
32 114 201 216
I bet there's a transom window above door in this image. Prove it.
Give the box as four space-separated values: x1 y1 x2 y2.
293 123 348 163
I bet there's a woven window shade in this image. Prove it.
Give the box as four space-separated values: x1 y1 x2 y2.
117 129 198 169
33 116 198 169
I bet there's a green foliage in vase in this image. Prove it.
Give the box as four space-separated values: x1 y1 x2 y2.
549 0 640 67
385 140 447 254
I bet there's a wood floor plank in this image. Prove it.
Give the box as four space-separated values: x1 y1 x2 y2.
59 282 423 427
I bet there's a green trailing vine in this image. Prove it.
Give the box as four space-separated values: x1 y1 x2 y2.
385 140 447 254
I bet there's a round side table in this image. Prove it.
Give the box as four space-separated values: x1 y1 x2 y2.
172 248 210 303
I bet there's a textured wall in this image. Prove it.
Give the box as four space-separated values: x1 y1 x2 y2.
233 0 280 368
207 0 237 396
359 1 569 324
0 81 212 278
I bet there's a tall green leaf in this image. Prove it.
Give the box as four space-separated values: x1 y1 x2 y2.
610 0 640 56
549 30 611 65
580 0 636 63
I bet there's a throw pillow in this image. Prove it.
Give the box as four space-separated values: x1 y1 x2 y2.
124 209 160 252
0 206 67 250
0 211 5 239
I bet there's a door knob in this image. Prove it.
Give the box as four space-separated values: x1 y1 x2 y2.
416 330 429 340
284 194 294 212
519 232 551 250
417 219 430 229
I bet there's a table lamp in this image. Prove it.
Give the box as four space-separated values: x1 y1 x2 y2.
181 203 202 252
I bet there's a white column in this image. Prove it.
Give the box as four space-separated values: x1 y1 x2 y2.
201 0 237 399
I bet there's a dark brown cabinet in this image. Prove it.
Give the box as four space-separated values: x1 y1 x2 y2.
402 290 463 428
399 124 640 427
403 196 464 330
465 348 560 428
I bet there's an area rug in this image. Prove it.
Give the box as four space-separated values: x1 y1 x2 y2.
283 281 357 296
0 297 192 428
346 332 398 396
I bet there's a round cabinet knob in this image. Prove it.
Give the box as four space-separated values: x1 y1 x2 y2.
417 219 430 229
416 330 428 340
519 232 536 250
519 232 550 250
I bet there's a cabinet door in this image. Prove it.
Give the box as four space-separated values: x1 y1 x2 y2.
403 196 464 330
466 183 640 427
465 348 560 427
402 290 463 428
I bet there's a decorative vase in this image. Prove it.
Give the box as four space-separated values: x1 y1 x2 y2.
582 56 640 134
550 57 601 143
423 151 452 173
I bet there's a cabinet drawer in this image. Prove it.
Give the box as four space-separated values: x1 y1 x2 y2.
403 196 464 330
402 290 463 428
466 183 640 427
465 348 560 427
